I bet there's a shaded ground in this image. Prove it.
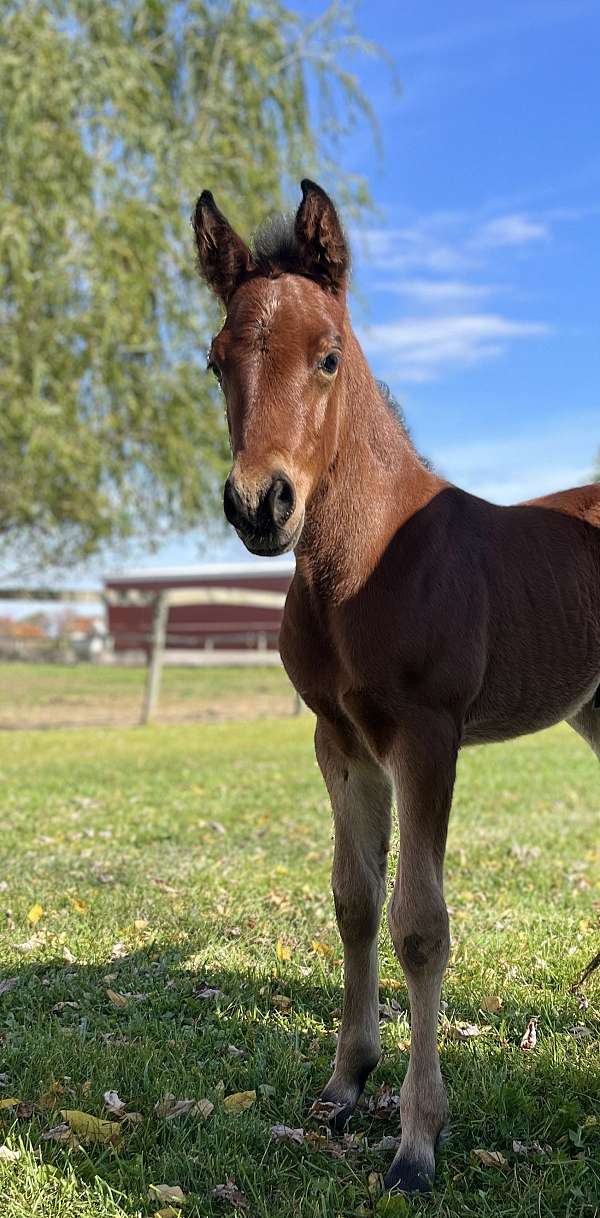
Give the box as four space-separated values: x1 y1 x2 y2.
0 663 297 729
0 719 598 1217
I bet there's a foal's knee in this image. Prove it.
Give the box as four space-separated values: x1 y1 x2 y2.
333 874 384 947
388 889 449 979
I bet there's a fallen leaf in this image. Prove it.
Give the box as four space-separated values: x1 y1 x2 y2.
69 897 88 914
481 995 502 1014
196 1099 214 1120
275 938 292 962
154 1094 210 1121
223 1090 256 1115
258 1084 275 1098
149 1184 186 1204
367 1084 402 1119
367 1169 382 1194
42 1122 80 1149
270 1123 304 1145
0 978 17 996
106 988 127 1009
372 1134 402 1152
449 1022 483 1041
62 946 76 964
195 983 224 1001
14 934 45 953
27 903 44 925
308 1098 345 1122
37 1079 66 1109
209 1178 249 1209
53 1001 79 1012
0 1098 20 1111
512 1139 528 1156
568 1025 593 1040
472 1148 509 1169
16 1101 33 1119
311 940 334 958
156 1211 180 1218
0 1145 20 1162
133 918 148 931
520 1018 538 1051
227 1045 246 1058
103 1090 126 1116
378 999 403 1022
270 993 292 1012
0 1074 8 1087
60 1109 122 1144
110 942 128 960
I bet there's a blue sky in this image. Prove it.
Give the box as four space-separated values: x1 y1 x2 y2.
8 0 600 605
146 0 600 574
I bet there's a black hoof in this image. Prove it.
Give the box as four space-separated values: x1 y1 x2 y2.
384 1154 435 1195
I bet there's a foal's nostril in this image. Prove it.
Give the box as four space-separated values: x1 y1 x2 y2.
223 476 245 528
268 475 295 528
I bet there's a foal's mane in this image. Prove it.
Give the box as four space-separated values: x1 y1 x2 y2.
252 212 299 271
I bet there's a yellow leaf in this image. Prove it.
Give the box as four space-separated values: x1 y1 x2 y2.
27 904 43 926
222 1090 256 1115
0 1098 20 1110
311 940 334 958
275 938 291 962
106 989 127 1009
133 918 148 931
148 1184 186 1204
69 897 88 914
60 1110 122 1144
157 1210 180 1218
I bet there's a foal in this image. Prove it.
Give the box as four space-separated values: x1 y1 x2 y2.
193 180 600 1193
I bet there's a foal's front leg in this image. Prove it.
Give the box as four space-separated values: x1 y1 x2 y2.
385 713 457 1193
314 718 392 1126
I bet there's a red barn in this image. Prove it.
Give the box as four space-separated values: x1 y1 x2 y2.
105 560 294 655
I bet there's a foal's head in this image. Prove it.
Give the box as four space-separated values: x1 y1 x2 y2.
193 180 350 556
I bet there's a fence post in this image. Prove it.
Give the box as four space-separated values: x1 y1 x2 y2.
140 592 169 725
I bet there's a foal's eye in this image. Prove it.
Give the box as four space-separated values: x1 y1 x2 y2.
319 352 340 376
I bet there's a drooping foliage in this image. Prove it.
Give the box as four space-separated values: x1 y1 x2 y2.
0 0 380 573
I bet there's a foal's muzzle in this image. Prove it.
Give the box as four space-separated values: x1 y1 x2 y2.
223 472 303 556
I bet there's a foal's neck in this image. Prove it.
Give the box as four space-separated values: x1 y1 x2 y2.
296 330 441 602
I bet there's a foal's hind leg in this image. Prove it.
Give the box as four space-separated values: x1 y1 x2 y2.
314 717 392 1127
568 698 600 760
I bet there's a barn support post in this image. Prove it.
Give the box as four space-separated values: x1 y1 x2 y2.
140 591 169 725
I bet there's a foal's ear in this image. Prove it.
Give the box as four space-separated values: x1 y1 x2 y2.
294 179 349 291
192 191 255 305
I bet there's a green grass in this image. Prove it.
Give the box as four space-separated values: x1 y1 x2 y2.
0 663 295 728
0 718 598 1217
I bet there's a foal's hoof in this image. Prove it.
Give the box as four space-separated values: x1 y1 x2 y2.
384 1153 435 1195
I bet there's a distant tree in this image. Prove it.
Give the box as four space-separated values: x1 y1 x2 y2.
0 0 382 574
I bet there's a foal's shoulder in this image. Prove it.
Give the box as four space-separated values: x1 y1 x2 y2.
522 482 600 527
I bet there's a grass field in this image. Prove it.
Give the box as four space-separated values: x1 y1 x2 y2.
0 716 598 1217
0 663 295 729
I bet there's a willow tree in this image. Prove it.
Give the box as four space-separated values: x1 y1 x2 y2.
0 0 380 574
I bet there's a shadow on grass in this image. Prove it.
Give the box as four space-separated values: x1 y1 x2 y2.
1 947 599 1216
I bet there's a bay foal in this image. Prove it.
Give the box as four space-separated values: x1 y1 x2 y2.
193 180 600 1193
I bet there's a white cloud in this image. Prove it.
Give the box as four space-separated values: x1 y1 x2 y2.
475 213 549 247
378 278 495 304
358 314 549 382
